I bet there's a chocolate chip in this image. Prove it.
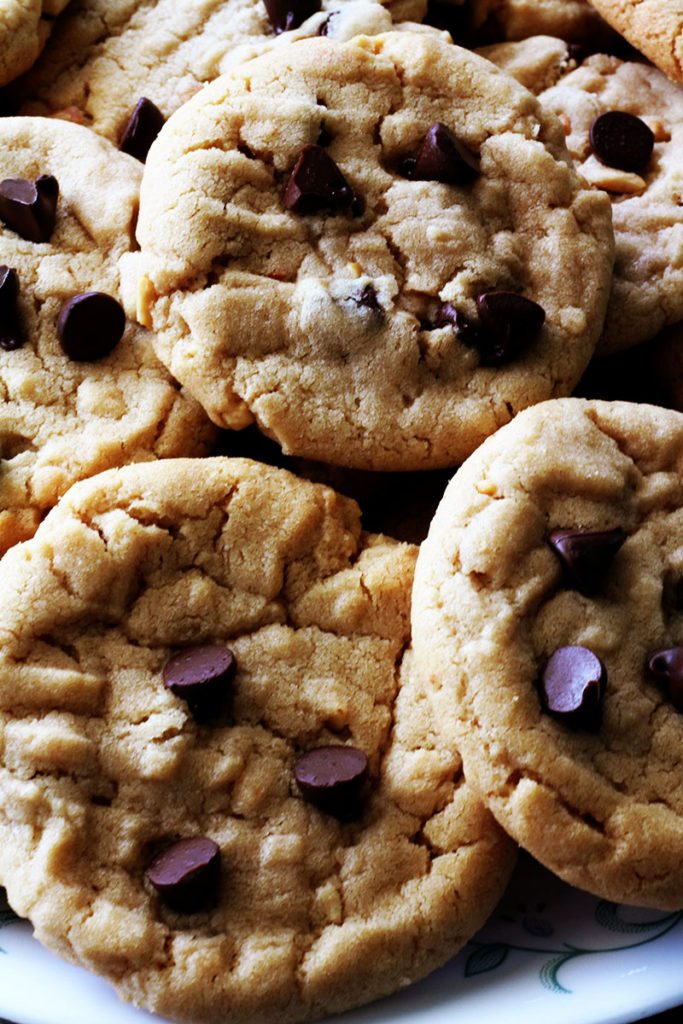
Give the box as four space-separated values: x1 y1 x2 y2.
548 526 626 596
433 302 481 348
0 174 59 243
541 646 606 731
647 647 683 712
475 291 545 365
590 111 654 173
146 837 221 913
411 123 480 185
57 292 126 361
284 144 354 215
354 283 381 313
0 266 24 351
263 0 321 33
119 97 165 163
163 644 236 718
294 745 368 818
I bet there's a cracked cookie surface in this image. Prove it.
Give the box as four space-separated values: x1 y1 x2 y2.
412 397 683 909
584 0 683 84
0 456 515 1024
0 0 70 87
0 116 215 556
12 0 397 143
134 31 614 471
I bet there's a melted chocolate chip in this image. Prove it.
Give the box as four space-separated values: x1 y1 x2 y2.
589 111 654 173
284 144 354 215
0 266 24 351
146 837 221 912
0 174 59 243
163 644 236 718
411 123 480 185
548 526 626 596
263 0 321 33
119 97 165 163
475 291 545 365
647 647 683 712
541 646 606 731
294 745 368 818
57 292 126 361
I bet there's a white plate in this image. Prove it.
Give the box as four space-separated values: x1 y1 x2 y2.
0 853 681 1024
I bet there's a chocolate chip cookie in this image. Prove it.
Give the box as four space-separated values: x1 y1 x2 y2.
413 397 683 909
0 456 515 1023
480 44 683 355
133 30 614 470
0 115 215 556
12 0 396 144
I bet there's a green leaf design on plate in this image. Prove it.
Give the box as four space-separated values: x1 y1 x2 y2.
594 901 677 934
465 943 509 977
539 952 578 994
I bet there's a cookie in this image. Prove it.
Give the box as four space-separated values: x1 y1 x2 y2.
412 397 683 909
11 0 399 144
480 45 683 356
0 115 215 556
0 0 70 88
585 0 683 84
0 455 516 1023
131 31 614 471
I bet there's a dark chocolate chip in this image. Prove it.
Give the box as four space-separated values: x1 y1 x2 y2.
119 97 165 163
589 111 654 173
433 301 481 348
146 837 221 912
294 745 368 818
263 0 321 33
647 646 683 712
0 265 24 351
163 644 236 717
284 144 354 215
548 526 626 596
0 174 59 243
411 122 480 185
541 645 606 731
354 283 381 312
57 292 126 361
475 290 545 365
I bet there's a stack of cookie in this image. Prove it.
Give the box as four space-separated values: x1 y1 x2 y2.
0 1 682 1023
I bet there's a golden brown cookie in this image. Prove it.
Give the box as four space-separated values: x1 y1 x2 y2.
11 0 398 144
480 44 683 355
0 116 215 556
413 397 683 909
0 456 516 1024
132 31 614 471
0 0 70 88
585 0 683 84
